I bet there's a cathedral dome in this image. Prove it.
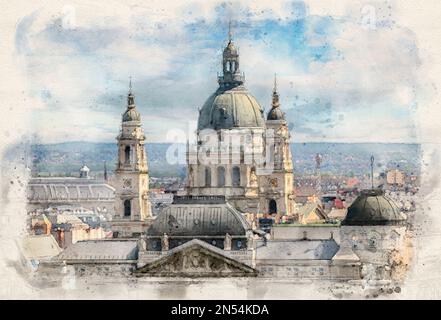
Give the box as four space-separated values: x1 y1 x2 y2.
147 196 250 237
197 30 265 131
342 189 406 226
198 86 265 130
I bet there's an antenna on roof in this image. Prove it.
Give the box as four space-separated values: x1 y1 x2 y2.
104 160 108 181
315 153 322 197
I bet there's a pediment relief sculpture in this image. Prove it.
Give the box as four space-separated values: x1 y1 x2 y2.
135 242 256 277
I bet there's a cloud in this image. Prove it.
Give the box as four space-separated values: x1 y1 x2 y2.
16 0 425 143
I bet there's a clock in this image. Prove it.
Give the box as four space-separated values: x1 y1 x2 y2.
123 178 132 189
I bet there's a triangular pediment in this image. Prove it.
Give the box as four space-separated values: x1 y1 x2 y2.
135 240 257 277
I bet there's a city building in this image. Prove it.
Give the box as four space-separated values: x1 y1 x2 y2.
186 31 295 216
27 168 115 213
386 169 406 187
338 189 409 280
18 234 62 272
296 202 328 225
29 214 52 235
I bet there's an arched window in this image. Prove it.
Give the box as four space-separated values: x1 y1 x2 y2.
269 199 277 214
231 61 236 72
232 166 241 187
124 199 131 217
124 146 131 164
217 166 225 187
205 167 211 187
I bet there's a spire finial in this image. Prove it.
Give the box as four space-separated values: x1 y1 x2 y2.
271 73 280 109
370 155 375 189
228 20 233 43
127 77 135 107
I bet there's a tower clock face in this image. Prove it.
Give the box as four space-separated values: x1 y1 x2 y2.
123 178 132 189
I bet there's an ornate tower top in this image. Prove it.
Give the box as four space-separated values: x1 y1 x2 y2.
267 74 285 121
218 22 244 88
123 78 141 123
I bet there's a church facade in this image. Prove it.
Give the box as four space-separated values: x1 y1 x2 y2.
186 33 295 216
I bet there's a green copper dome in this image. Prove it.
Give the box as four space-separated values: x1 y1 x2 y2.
198 86 265 130
267 74 285 121
198 34 265 131
342 189 406 226
267 107 285 120
122 92 141 122
122 106 141 122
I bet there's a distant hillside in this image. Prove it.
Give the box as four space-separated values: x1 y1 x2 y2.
23 141 421 178
29 142 186 178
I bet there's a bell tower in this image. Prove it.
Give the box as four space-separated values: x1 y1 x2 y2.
112 81 152 238
262 75 296 216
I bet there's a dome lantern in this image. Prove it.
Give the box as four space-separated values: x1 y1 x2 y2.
218 21 244 88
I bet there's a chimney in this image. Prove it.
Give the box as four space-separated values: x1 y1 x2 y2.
56 228 65 248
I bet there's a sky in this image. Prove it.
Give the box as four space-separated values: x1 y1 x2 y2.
14 0 427 144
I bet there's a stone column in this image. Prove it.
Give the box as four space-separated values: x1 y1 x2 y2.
211 165 217 188
198 166 204 187
161 233 169 251
241 165 247 187
224 233 232 251
225 165 232 187
247 232 254 250
138 235 147 251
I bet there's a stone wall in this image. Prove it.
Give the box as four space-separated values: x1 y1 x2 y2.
69 261 138 277
271 225 341 244
256 260 360 280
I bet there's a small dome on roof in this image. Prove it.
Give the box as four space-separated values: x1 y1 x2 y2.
267 107 285 120
223 41 238 55
342 189 406 226
79 165 90 178
267 74 285 121
123 106 141 122
122 92 141 122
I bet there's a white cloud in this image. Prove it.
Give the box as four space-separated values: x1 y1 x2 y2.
15 0 427 143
